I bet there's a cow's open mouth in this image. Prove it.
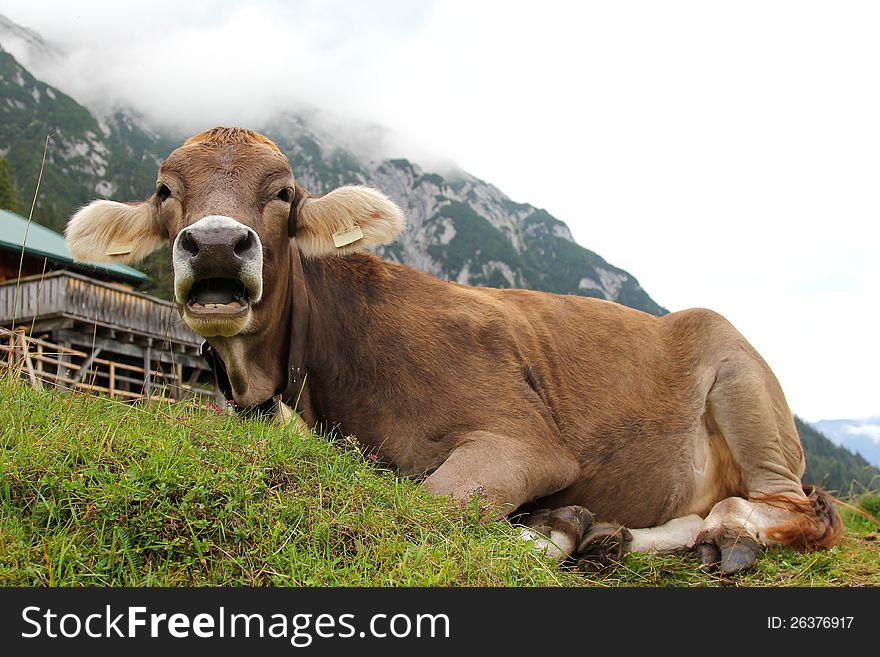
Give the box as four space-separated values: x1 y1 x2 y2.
186 278 250 314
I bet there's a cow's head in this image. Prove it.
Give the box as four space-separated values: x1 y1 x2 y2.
65 127 405 340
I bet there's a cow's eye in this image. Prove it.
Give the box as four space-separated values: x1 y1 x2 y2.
275 187 293 203
156 183 172 203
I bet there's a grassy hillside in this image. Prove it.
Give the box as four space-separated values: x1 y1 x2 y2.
1 377 878 587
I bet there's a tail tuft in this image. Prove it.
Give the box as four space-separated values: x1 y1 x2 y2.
763 485 843 550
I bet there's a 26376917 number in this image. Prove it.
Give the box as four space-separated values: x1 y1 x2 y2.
768 616 854 629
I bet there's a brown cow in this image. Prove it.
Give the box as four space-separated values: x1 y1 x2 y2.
65 127 841 573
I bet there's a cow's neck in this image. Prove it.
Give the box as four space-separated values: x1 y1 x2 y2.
208 332 286 409
206 251 405 429
209 243 311 412
207 253 299 412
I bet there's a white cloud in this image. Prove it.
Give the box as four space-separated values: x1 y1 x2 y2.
845 423 880 444
0 0 437 134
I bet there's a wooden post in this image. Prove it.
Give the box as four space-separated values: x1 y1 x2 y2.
10 330 25 382
143 340 153 399
109 362 116 399
173 363 183 401
17 332 38 388
5 330 13 370
185 367 203 400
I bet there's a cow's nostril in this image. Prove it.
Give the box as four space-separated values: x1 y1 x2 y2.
234 232 256 257
180 231 199 257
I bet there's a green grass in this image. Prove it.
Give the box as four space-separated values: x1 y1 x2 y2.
1 377 878 587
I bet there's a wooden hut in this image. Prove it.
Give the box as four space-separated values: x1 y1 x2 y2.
1 208 216 401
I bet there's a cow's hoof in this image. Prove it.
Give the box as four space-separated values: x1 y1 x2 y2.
695 531 759 574
521 506 631 571
696 541 721 568
718 534 759 574
521 505 596 560
574 522 633 572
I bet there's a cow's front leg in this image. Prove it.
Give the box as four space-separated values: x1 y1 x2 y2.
422 431 580 519
422 432 631 570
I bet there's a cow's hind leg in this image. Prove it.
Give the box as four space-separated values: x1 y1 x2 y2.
694 485 841 573
691 353 842 573
614 347 843 575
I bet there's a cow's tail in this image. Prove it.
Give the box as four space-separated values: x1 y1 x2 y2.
759 485 843 550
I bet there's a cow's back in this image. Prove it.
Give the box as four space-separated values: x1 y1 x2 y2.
485 287 713 437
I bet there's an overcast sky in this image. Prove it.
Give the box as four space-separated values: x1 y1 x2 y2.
1 0 877 422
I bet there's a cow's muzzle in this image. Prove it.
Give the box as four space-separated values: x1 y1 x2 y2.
172 215 263 335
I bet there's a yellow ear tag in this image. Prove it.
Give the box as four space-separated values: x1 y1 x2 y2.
106 247 133 256
332 225 364 249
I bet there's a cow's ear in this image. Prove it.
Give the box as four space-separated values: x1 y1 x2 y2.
294 185 405 258
65 199 164 265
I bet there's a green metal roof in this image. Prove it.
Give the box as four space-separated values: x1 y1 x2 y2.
0 208 149 284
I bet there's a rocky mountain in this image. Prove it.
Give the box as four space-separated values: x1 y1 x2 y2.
812 418 880 469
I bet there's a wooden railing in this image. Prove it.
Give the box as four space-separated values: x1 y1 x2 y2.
0 270 198 345
0 327 205 401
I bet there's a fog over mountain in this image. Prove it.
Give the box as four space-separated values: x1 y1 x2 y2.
1 4 446 167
